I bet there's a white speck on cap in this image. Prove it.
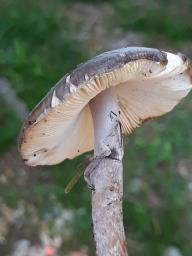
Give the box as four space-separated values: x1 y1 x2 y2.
51 91 60 108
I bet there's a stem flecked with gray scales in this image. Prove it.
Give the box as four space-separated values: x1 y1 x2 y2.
85 87 128 256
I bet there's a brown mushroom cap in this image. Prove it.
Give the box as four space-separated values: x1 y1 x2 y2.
18 47 192 166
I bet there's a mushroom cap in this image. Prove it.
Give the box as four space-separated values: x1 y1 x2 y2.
18 47 192 166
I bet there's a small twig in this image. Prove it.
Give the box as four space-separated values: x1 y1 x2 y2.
65 155 94 193
85 112 128 256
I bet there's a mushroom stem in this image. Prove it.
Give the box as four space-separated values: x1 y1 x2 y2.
90 87 119 156
87 88 128 256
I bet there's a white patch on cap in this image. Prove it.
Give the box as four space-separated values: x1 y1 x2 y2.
85 73 89 81
154 52 185 78
66 75 70 84
69 83 77 93
66 75 77 92
51 91 60 108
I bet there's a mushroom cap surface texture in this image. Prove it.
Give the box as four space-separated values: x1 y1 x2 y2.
18 47 192 166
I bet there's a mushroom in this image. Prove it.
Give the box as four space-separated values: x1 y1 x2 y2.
18 47 192 255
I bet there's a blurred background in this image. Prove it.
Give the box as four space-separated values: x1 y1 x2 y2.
0 0 192 255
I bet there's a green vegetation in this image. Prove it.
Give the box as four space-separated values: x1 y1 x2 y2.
113 1 192 42
0 98 20 152
0 0 192 255
0 0 88 109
